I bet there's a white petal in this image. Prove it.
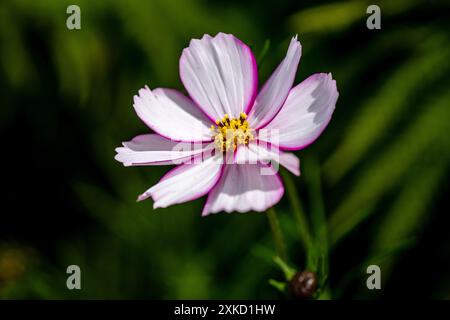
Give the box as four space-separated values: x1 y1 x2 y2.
139 153 223 209
260 73 338 150
115 134 213 166
248 36 301 129
202 163 284 215
180 33 258 120
234 141 300 176
133 87 213 142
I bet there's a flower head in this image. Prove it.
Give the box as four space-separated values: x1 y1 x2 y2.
211 112 254 152
115 33 338 215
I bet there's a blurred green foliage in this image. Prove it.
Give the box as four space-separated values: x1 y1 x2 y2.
0 0 449 299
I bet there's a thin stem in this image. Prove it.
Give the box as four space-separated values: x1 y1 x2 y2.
305 157 330 298
281 170 314 267
266 207 287 262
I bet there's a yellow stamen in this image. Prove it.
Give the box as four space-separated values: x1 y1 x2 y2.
210 112 254 152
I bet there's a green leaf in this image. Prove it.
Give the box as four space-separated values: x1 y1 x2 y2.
268 279 287 293
273 256 296 281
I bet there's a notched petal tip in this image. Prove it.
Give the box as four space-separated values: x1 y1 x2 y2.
289 35 302 50
114 147 132 167
133 94 140 105
187 34 214 48
137 193 151 202
201 207 210 217
152 202 162 209
328 73 339 95
138 86 151 96
152 199 173 210
215 32 228 39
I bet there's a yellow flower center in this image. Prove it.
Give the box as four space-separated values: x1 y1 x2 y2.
210 112 254 152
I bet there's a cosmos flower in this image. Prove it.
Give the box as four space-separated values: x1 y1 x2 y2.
115 33 338 215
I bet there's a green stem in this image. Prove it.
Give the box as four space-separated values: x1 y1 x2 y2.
281 170 314 267
305 157 330 298
266 207 287 262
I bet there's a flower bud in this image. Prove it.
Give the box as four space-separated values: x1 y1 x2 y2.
289 270 317 299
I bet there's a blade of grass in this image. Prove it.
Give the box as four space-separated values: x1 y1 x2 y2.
329 90 450 245
256 39 271 67
325 35 450 184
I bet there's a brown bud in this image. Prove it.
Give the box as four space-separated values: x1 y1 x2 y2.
289 270 317 299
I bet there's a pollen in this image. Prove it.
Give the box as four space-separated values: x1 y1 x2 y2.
210 112 254 152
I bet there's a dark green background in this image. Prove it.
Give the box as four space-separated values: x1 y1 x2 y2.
1 0 449 299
